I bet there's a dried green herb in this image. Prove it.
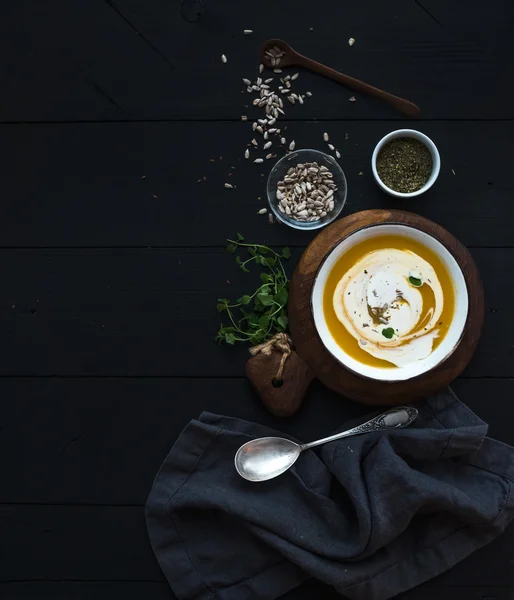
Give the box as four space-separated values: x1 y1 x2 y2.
377 138 433 193
216 233 291 345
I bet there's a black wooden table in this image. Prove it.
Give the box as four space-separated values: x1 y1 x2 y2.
1 1 513 599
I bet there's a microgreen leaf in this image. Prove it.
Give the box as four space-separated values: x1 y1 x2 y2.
282 247 291 259
260 273 273 284
216 303 226 313
257 293 274 306
226 243 236 254
382 327 395 339
274 286 288 306
277 315 288 330
239 295 252 305
409 276 422 287
236 233 244 241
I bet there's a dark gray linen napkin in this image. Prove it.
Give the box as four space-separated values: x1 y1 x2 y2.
145 388 514 600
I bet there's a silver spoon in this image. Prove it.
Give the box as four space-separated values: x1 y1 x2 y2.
235 406 418 482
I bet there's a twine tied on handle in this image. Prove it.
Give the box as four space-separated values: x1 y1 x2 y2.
250 333 292 384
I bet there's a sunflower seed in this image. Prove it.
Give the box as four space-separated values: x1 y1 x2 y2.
256 126 263 134
243 78 252 86
328 144 335 151
268 213 275 224
266 153 274 160
252 122 258 131
254 158 264 164
245 149 250 159
244 29 253 35
289 141 296 151
336 150 341 159
221 54 227 63
349 96 356 102
263 141 272 150
263 131 268 140
224 183 233 188
251 138 258 146
273 68 282 73
291 72 299 80
348 37 355 46
306 91 312 97
258 208 267 214
241 115 248 121
298 95 304 104
323 132 329 142
268 128 277 134
259 63 264 73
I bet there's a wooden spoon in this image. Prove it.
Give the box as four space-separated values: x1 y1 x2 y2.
261 39 420 117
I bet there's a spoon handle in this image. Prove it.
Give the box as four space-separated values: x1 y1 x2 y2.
301 406 418 450
296 55 420 117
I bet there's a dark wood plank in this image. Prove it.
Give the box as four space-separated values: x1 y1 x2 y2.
1 1 513 120
0 378 511 505
0 248 510 377
0 582 512 600
0 505 511 586
1 121 512 247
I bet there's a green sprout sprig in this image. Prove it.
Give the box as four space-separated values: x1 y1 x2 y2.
216 233 291 345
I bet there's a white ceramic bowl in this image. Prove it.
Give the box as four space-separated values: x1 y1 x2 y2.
371 129 441 198
311 224 468 382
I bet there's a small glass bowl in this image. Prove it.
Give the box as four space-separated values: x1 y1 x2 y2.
267 149 347 230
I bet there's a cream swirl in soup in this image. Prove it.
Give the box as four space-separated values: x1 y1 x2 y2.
323 236 455 369
333 249 443 366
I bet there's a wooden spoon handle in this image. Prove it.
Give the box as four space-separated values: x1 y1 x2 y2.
297 55 420 117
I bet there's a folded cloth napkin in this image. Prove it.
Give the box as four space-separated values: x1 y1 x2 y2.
145 388 514 600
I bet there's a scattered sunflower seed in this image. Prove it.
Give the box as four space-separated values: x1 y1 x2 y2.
258 208 267 214
349 96 356 102
268 213 275 224
280 137 286 145
348 38 355 46
241 115 248 121
259 63 264 74
323 132 329 142
265 153 274 160
244 149 250 159
251 138 258 146
289 141 296 151
254 158 264 164
263 141 272 150
291 73 299 81
452 169 456 175
221 54 227 64
273 68 283 73
224 183 233 189
244 29 253 35
328 144 335 151
306 91 312 97
336 150 341 159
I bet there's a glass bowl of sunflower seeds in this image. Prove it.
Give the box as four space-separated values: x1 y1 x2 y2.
267 149 347 230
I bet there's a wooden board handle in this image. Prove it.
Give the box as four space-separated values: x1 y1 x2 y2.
246 349 315 417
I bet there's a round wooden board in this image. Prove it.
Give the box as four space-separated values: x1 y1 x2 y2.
288 209 484 406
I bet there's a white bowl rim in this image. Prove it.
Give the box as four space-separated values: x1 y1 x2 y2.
267 148 347 230
371 129 441 198
311 222 469 382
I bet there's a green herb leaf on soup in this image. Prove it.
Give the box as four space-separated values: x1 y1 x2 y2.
408 276 422 287
382 327 395 339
